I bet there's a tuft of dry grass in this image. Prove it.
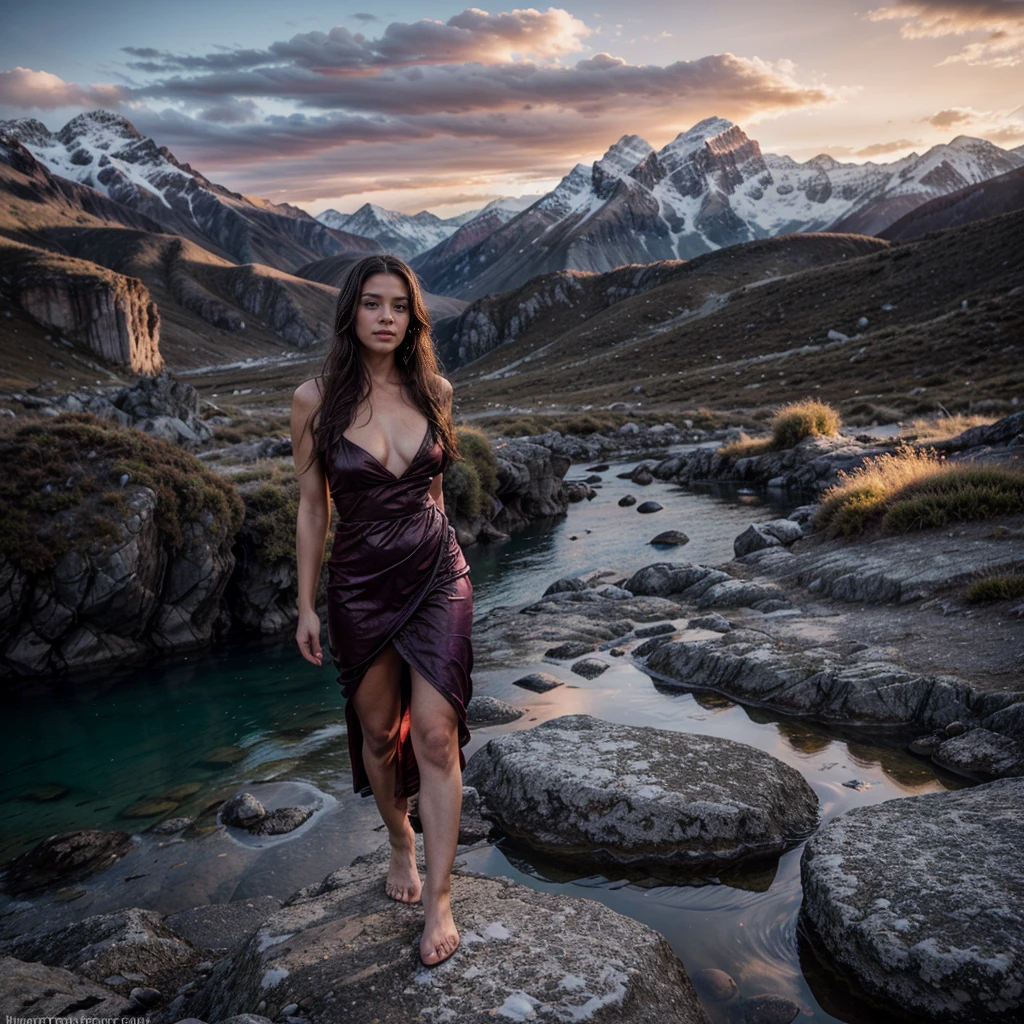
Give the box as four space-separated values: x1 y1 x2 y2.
899 414 998 443
720 398 842 458
817 444 1024 537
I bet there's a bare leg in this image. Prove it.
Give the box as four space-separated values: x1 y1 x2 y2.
408 667 462 965
350 642 422 903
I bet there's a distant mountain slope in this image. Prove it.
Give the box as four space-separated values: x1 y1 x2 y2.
0 111 380 272
292 253 469 321
316 203 472 260
0 134 339 375
319 196 543 262
446 208 1024 416
435 232 889 371
412 117 1024 299
878 165 1024 241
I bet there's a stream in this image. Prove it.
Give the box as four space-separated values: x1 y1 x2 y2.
0 442 966 1024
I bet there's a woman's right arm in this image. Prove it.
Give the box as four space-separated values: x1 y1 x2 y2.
291 379 330 667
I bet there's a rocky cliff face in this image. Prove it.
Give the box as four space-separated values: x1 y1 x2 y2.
0 240 163 374
435 262 683 368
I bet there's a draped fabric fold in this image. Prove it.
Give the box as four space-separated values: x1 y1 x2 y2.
325 423 474 799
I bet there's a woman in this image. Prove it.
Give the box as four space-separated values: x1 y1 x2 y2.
290 254 474 969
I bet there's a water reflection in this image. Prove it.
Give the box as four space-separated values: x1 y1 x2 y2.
495 837 783 893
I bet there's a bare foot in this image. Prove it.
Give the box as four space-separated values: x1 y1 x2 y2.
419 890 460 966
385 825 422 903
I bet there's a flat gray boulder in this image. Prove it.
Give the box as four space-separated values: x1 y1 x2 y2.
800 778 1024 1022
188 836 712 1024
462 715 818 871
932 728 1024 779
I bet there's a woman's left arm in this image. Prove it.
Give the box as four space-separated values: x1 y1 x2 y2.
428 377 454 513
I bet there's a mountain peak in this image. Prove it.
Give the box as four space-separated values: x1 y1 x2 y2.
946 134 992 152
594 134 655 182
0 117 56 148
658 116 738 166
57 110 143 148
807 153 842 171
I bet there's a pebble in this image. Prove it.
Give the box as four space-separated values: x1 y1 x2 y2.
692 967 737 1001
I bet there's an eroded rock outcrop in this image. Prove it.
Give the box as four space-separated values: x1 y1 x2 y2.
51 372 214 446
0 415 243 677
639 629 1024 776
800 779 1024 1022
653 434 891 493
486 439 573 535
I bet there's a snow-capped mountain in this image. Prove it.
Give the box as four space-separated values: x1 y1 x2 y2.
0 110 379 272
412 116 1024 298
316 194 544 261
315 202 473 259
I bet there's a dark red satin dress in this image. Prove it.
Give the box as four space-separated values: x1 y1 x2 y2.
325 421 474 800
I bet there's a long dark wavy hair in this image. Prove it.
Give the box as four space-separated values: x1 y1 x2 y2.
300 254 460 474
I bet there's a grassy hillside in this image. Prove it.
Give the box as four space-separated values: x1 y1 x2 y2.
445 210 1023 420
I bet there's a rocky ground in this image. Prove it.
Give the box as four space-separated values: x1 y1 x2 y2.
1 409 1021 1023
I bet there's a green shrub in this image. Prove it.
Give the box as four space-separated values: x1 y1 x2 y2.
966 575 1024 603
882 468 1024 532
243 478 301 563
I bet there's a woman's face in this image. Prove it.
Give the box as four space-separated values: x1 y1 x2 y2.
353 272 412 357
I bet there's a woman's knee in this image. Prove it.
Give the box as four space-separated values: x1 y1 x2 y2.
412 721 458 771
362 717 401 760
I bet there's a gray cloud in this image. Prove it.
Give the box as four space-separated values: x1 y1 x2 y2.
133 52 837 121
122 8 590 74
924 106 976 128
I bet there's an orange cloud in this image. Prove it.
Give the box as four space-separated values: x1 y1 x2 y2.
867 1 1024 66
0 67 126 109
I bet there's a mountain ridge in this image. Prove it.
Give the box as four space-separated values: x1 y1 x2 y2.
0 110 381 274
411 118 1024 299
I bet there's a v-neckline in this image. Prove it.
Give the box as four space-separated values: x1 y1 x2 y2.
341 422 433 482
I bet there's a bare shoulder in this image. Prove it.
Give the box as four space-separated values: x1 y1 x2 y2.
434 374 453 401
293 377 323 410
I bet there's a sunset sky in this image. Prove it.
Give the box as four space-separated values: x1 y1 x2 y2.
1 1 1022 216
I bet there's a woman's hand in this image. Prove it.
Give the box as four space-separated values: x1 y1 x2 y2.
296 609 324 666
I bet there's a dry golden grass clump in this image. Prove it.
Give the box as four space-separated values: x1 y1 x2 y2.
817 444 1024 537
899 414 998 443
720 399 842 458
